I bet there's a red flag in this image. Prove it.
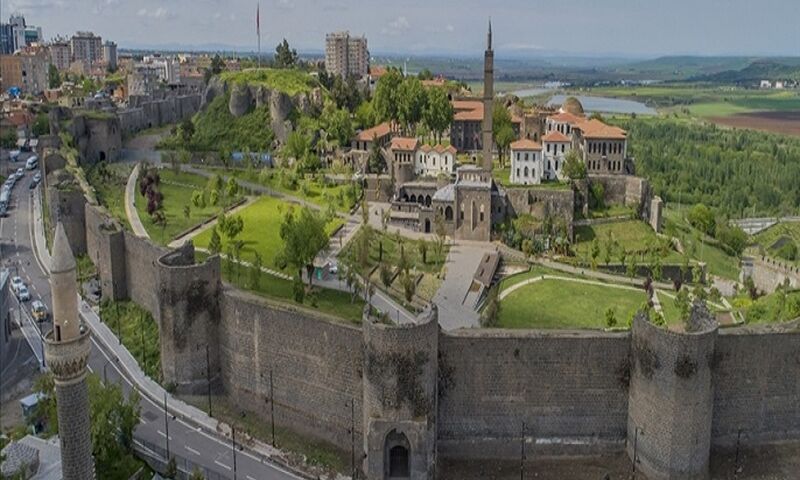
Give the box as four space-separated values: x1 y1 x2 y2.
256 4 260 36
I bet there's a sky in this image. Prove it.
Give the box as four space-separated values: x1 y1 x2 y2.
3 0 799 57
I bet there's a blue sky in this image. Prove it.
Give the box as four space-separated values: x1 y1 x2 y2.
4 0 800 56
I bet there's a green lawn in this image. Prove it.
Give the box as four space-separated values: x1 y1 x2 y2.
223 168 361 213
498 278 647 329
193 196 343 269
197 251 364 324
99 301 161 382
135 168 241 244
346 229 449 275
573 219 677 263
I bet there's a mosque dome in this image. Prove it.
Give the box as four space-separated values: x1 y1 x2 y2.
560 96 585 116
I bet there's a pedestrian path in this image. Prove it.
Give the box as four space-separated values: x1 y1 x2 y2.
125 163 149 238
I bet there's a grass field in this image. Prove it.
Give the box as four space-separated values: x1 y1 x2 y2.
193 196 342 269
99 300 161 382
219 68 321 96
224 168 360 212
346 229 449 274
135 169 241 244
731 290 800 325
197 250 364 324
498 278 646 329
573 219 676 262
662 206 741 280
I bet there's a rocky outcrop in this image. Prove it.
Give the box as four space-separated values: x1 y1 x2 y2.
202 75 324 144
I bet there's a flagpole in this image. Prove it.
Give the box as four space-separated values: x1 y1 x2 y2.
257 3 261 69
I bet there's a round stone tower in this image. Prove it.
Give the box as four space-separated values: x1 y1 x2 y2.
627 303 718 480
44 222 95 480
362 305 439 479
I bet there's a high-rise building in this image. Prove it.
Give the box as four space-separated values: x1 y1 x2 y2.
325 31 369 79
49 39 71 71
103 41 117 70
9 15 26 51
0 23 13 54
0 45 49 94
70 31 102 63
44 223 95 480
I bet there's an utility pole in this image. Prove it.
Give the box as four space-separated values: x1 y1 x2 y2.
519 421 525 480
163 392 170 458
350 397 356 479
232 426 238 480
206 344 213 417
632 427 639 477
140 314 146 372
734 429 742 478
270 368 276 447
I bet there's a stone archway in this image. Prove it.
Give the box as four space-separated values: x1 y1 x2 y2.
384 430 410 479
425 195 432 207
444 206 453 221
424 218 431 233
410 194 417 203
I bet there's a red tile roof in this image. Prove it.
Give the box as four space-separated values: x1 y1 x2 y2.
542 130 570 142
390 137 418 151
548 111 585 124
575 119 627 140
510 139 542 150
355 122 392 141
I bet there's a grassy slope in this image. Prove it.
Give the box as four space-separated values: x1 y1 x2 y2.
192 196 342 268
662 206 741 280
99 301 161 382
135 169 240 244
87 163 132 230
498 278 646 329
219 68 320 96
752 222 800 266
188 92 274 152
573 220 678 262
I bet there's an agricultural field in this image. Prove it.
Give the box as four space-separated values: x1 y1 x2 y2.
192 195 342 268
135 168 241 244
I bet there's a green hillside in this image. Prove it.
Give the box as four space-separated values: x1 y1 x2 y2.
219 68 320 96
190 92 274 152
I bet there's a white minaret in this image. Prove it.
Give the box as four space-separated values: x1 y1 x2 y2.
44 222 95 480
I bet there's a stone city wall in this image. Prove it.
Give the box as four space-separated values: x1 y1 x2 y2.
218 289 364 448
84 204 127 301
122 232 168 317
711 323 800 446
117 94 202 136
505 186 575 239
437 329 631 459
743 255 800 294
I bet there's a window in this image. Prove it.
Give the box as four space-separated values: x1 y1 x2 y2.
561 144 565 153
524 152 529 161
524 166 529 177
480 204 485 222
516 168 520 178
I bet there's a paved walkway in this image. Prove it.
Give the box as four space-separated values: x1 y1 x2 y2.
499 274 645 301
433 243 494 330
125 163 149 238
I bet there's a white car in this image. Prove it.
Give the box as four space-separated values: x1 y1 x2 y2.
15 168 24 178
16 284 31 301
10 276 24 293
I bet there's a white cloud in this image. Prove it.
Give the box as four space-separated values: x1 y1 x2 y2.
381 16 410 36
446 24 455 33
137 6 172 20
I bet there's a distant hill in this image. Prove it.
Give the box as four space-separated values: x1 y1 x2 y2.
688 59 800 84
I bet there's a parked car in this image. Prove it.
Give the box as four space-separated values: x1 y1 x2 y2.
25 156 38 170
29 180 37 190
10 276 24 293
31 300 48 321
16 284 30 301
33 172 41 183
15 168 24 178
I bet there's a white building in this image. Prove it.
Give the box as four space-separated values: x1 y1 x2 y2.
542 130 571 181
415 144 457 177
510 139 543 185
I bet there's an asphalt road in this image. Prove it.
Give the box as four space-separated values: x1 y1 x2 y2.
2 154 301 479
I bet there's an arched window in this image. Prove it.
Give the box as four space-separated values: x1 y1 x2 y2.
479 204 485 222
446 206 454 221
425 195 432 207
384 430 410 478
523 166 529 177
410 194 417 203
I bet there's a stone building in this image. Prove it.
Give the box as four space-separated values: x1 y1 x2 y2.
43 223 94 480
48 40 71 71
325 31 369 79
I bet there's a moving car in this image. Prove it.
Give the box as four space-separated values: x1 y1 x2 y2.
25 156 38 170
16 284 31 301
10 276 24 293
15 168 24 179
31 301 48 321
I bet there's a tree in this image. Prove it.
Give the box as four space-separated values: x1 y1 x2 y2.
418 240 428 264
373 68 404 125
423 88 453 143
281 131 311 166
355 100 377 129
402 270 417 302
368 134 386 173
48 64 61 88
209 188 220 206
179 117 195 145
687 203 716 237
418 68 434 80
207 174 223 193
562 149 587 181
605 307 617 328
183 205 191 219
320 102 354 148
675 288 691 322
480 285 500 327
590 239 600 270
32 113 49 137
396 77 427 134
492 104 514 167
279 207 330 287
85 375 141 478
225 177 239 198
274 38 298 68
192 190 206 209
210 54 225 74
189 468 206 480
208 226 222 255
1 128 17 148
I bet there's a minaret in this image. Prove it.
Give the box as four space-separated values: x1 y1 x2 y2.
44 223 95 480
481 19 494 171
